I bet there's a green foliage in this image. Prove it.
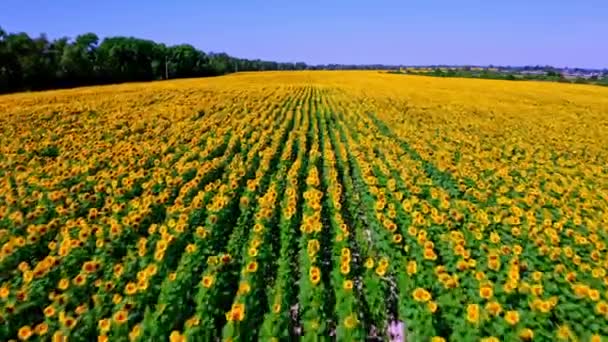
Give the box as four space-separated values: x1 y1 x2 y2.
394 67 608 87
0 26 309 94
38 145 60 158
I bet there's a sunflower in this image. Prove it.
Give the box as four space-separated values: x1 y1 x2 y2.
34 322 48 336
44 305 56 317
113 310 128 325
466 304 480 324
412 288 431 302
248 247 258 257
253 223 264 233
221 254 232 264
114 264 124 277
129 324 142 340
427 301 438 313
137 279 148 291
18 325 33 340
488 259 500 271
196 226 209 238
186 243 197 254
64 316 76 329
485 301 502 316
145 264 158 277
504 310 520 325
344 314 358 329
406 261 417 275
185 316 200 328
479 284 493 299
589 289 601 301
0 287 9 301
58 278 69 290
519 328 534 341
201 275 215 288
125 282 137 295
169 331 185 342
83 261 97 273
556 325 571 340
341 264 351 275
423 248 437 260
75 304 88 315
238 282 251 295
309 266 321 285
343 280 354 291
226 303 245 322
246 261 259 273
375 265 387 277
480 337 499 342
52 331 65 342
595 301 608 315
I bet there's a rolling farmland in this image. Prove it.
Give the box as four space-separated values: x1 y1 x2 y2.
1 71 608 341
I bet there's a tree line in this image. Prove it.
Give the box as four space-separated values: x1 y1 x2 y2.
0 27 310 94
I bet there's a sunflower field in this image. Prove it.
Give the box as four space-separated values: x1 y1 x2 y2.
1 71 608 341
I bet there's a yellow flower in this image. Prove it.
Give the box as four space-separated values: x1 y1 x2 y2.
34 322 49 336
466 304 480 324
375 265 387 277
18 325 33 340
485 301 502 316
226 303 245 322
589 289 601 301
186 243 197 253
519 328 534 341
125 282 137 295
58 278 69 290
0 286 9 299
238 281 251 295
344 314 358 329
309 266 321 285
556 325 571 340
341 263 351 275
479 283 493 299
406 261 417 275
595 301 608 315
53 331 66 342
44 305 56 317
98 318 111 332
481 337 499 342
504 310 520 325
412 288 432 302
202 275 215 288
169 331 185 342
129 324 142 341
246 261 259 273
423 248 437 260
113 310 128 325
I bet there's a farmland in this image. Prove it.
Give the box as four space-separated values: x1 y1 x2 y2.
1 71 608 341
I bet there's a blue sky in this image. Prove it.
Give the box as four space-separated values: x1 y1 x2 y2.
1 0 606 68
